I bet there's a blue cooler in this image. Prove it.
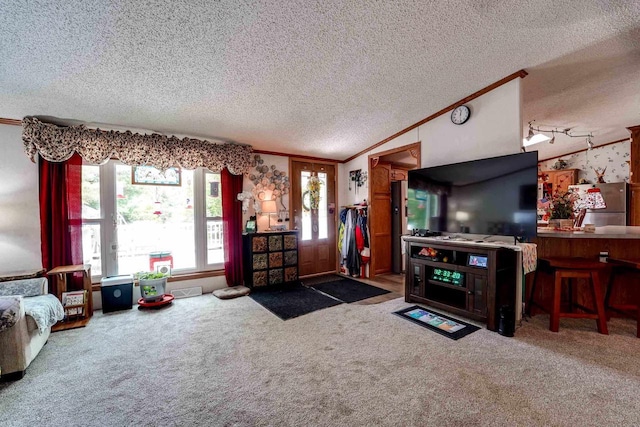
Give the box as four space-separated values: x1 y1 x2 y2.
101 275 134 313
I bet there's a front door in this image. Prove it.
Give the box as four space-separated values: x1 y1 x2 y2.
290 160 337 277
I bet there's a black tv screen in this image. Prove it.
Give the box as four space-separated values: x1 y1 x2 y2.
407 152 538 239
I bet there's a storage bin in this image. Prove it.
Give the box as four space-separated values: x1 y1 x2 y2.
100 275 134 313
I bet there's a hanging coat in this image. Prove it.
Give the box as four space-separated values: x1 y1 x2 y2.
346 211 361 276
338 208 348 257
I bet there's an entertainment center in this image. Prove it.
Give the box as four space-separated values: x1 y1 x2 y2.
403 236 518 332
401 151 538 332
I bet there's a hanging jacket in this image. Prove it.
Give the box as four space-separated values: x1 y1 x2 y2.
337 208 348 256
355 220 364 252
358 210 369 249
342 209 353 262
346 211 361 276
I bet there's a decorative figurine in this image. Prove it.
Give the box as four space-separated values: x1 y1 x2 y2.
592 167 607 184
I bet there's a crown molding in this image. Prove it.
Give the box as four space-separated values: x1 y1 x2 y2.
537 138 630 163
0 118 22 126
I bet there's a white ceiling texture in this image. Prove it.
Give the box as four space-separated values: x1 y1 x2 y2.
1 1 639 161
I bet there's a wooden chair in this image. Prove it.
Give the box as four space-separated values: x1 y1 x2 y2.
528 257 609 334
605 257 640 338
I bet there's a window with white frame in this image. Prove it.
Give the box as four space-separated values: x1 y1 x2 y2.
81 161 224 279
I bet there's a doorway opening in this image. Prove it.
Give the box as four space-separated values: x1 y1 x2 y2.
368 142 421 279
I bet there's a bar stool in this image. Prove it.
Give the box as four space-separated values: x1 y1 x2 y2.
528 257 609 334
605 257 640 338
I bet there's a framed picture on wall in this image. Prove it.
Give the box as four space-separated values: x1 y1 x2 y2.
132 166 181 186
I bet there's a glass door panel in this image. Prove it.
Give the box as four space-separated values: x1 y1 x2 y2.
318 172 328 239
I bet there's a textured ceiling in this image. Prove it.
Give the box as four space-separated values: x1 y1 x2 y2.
1 1 639 161
523 26 640 160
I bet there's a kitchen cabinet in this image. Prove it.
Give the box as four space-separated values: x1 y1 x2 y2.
541 169 578 196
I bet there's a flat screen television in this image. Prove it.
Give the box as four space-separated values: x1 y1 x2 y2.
407 152 538 239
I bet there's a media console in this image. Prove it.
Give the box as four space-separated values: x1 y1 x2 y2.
403 236 518 332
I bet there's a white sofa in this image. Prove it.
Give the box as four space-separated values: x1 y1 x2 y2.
0 277 63 381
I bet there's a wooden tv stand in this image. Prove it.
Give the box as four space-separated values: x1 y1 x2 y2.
403 236 518 331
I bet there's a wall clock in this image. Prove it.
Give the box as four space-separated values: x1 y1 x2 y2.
451 105 471 125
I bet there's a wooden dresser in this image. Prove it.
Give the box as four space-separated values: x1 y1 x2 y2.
242 231 299 288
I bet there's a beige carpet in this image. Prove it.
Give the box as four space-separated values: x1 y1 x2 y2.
1 294 638 426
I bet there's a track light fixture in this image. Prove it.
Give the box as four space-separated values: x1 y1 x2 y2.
525 120 594 150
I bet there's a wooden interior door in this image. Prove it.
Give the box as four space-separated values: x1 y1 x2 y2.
370 161 392 277
290 160 337 277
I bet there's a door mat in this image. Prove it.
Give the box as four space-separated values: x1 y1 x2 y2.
393 306 480 340
308 276 390 303
249 283 343 320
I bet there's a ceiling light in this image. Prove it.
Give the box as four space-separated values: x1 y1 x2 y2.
524 120 594 149
523 133 551 147
526 125 535 141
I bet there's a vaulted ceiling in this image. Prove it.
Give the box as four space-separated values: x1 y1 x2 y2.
1 1 639 161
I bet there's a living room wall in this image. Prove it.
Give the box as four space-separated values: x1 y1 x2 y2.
0 77 523 285
0 124 42 273
339 78 524 207
242 153 290 232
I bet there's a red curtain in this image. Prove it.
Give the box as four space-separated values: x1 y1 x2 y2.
221 168 244 287
39 154 83 295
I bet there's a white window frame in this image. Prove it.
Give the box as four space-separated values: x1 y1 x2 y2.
83 160 224 280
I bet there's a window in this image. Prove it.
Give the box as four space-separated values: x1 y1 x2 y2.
81 161 224 279
205 172 224 265
81 165 102 276
299 171 328 241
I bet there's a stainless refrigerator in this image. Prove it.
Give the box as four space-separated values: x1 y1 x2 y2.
567 182 629 226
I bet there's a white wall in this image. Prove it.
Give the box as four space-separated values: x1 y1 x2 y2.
0 124 42 274
340 78 524 207
242 153 290 232
419 78 522 167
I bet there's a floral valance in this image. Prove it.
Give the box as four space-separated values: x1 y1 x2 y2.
22 117 253 175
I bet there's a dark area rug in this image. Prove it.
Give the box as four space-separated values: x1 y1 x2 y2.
393 305 480 340
309 275 390 303
249 283 343 320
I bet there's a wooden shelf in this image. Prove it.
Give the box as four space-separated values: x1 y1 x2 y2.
47 264 93 332
243 231 299 288
427 279 467 292
51 317 90 332
405 239 517 331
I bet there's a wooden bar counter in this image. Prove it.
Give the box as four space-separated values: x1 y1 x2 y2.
529 226 640 316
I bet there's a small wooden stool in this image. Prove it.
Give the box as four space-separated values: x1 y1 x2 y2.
528 257 609 334
604 257 640 338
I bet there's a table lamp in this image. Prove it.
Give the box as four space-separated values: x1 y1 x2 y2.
585 187 606 209
261 200 278 230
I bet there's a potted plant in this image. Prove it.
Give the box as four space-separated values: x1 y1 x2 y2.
548 190 578 229
135 271 169 303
